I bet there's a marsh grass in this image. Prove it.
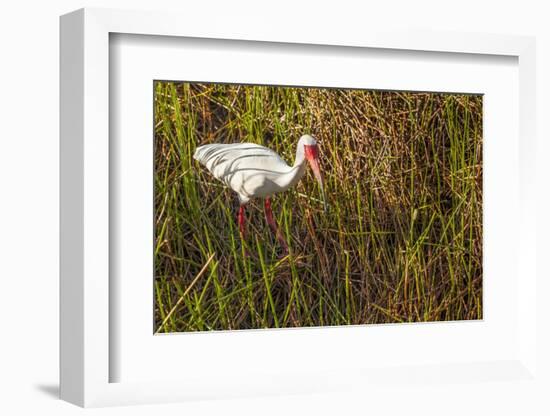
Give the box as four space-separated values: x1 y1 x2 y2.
154 82 483 333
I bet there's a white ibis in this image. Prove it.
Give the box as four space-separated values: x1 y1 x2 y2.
193 134 326 252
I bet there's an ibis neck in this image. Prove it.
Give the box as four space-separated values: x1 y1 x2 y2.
273 143 307 189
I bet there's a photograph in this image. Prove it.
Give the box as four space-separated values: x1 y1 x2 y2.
153 81 483 333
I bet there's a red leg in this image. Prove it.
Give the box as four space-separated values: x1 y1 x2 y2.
238 204 246 237
264 198 289 254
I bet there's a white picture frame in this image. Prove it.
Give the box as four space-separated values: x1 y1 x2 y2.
60 7 538 408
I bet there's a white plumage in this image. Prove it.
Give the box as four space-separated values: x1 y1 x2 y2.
193 135 320 204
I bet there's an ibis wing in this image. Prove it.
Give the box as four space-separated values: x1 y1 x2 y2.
194 143 289 174
193 143 292 200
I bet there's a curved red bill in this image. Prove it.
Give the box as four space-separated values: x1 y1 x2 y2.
304 144 327 212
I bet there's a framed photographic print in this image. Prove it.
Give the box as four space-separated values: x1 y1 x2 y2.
152 81 483 334
60 7 540 409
